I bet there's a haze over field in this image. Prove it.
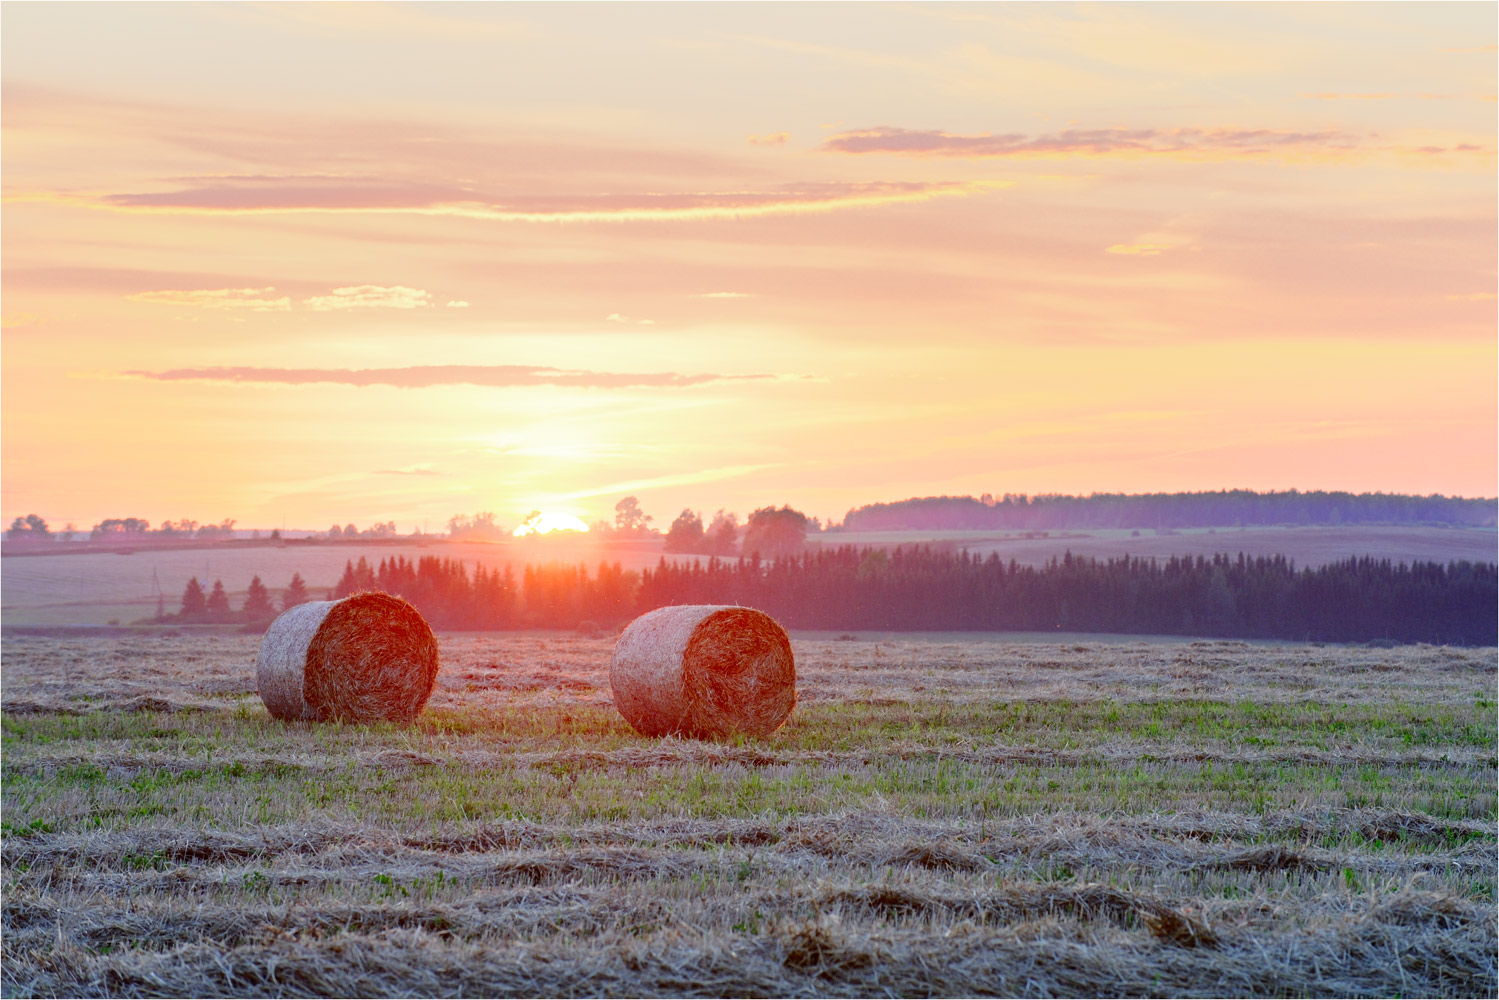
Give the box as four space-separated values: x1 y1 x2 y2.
3 4 1495 532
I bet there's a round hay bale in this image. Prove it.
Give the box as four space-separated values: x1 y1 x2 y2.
256 591 439 724
610 605 795 739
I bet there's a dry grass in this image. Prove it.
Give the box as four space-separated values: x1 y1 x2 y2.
2 633 1494 997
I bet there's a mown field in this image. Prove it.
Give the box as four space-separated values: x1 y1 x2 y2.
2 633 1495 997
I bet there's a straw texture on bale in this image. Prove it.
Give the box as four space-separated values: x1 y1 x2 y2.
610 605 796 739
256 591 439 724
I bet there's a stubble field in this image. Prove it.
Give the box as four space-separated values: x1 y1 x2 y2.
2 632 1495 997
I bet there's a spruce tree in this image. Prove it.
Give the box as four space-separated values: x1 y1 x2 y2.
180 577 206 617
243 575 274 620
206 579 230 618
283 573 308 610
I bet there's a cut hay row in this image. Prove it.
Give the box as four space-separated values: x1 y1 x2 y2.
14 878 1487 958
9 806 1492 873
5 888 1493 998
8 737 1491 782
10 837 1490 903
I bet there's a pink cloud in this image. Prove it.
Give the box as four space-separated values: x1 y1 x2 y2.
823 125 1360 158
86 178 986 222
124 365 779 389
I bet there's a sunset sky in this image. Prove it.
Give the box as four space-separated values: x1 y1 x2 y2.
3 2 1495 533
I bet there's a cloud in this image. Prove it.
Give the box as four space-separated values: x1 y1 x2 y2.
446 300 470 308
1303 91 1497 103
43 177 997 222
123 365 779 390
373 467 443 476
1445 292 1497 302
2 86 747 183
553 463 782 500
126 287 291 311
1105 229 1197 256
607 313 655 325
822 125 1360 159
303 285 431 311
694 291 756 298
1105 244 1174 256
748 131 790 146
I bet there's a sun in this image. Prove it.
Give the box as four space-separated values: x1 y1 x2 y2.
512 511 591 537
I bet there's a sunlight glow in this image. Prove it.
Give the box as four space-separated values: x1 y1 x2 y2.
512 511 591 537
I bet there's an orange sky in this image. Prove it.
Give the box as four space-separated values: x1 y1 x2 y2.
3 3 1495 533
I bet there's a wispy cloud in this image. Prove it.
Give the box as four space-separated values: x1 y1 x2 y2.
1445 292 1497 302
607 313 655 325
1105 230 1197 256
552 463 782 500
31 178 999 222
446 300 470 309
748 131 790 146
124 365 779 389
303 285 432 311
824 125 1361 159
373 467 443 476
694 291 756 298
127 287 291 311
1105 243 1174 256
1302 91 1497 102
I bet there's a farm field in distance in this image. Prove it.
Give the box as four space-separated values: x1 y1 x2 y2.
2 634 1495 997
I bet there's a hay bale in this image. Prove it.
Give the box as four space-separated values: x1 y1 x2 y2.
610 605 795 739
256 591 439 724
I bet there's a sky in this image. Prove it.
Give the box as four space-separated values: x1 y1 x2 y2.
3 2 1495 534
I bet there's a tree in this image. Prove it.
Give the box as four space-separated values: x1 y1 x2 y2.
283 572 309 610
180 577 206 617
614 496 653 536
327 524 343 539
196 519 236 541
448 512 503 540
664 509 705 553
91 518 149 540
7 514 51 543
243 575 274 620
742 505 809 560
707 510 739 556
206 579 230 617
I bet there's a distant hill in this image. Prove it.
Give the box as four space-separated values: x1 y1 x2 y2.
840 490 1498 532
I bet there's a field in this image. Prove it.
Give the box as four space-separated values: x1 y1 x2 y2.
4 524 1494 627
2 633 1495 997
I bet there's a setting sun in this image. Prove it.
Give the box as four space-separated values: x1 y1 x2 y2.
512 512 591 537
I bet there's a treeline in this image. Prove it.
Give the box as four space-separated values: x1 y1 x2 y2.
640 548 1497 645
330 555 638 630
842 490 1498 532
186 548 1496 645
